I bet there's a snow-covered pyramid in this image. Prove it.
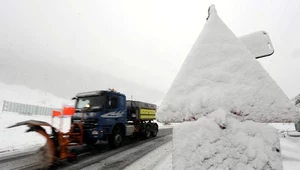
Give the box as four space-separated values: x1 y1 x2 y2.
157 5 299 123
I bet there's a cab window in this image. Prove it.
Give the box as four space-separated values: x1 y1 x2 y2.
110 96 118 109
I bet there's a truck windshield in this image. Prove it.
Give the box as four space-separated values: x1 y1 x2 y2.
76 95 107 111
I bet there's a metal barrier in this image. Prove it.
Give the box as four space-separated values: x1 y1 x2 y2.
1 100 61 116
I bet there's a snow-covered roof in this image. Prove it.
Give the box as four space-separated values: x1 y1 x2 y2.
157 4 299 123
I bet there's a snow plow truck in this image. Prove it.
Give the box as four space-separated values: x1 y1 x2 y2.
7 89 158 167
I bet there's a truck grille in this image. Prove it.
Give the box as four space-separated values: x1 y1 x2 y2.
83 118 98 129
71 117 98 129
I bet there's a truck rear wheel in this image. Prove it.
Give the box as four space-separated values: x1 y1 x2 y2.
151 123 158 137
109 126 123 148
295 121 300 132
144 125 151 139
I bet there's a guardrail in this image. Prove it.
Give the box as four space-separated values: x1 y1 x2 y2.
1 100 61 116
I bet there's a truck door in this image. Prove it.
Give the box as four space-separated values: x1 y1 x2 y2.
108 95 119 113
103 94 127 123
108 95 126 112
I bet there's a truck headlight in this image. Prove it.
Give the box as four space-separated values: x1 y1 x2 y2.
92 130 98 135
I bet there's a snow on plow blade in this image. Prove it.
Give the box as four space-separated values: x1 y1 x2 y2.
7 120 58 168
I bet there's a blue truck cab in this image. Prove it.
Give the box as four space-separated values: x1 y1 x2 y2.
71 89 158 148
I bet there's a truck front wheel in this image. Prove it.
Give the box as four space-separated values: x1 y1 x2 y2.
109 126 123 148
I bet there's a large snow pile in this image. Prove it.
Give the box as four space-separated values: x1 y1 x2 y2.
173 109 282 170
157 5 299 123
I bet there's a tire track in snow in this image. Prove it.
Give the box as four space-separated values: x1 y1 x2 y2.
0 128 172 170
123 140 172 170
0 147 49 170
59 128 172 170
80 135 172 170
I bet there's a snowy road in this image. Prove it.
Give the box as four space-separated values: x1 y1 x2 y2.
57 128 172 170
123 139 172 170
0 146 50 170
81 135 172 170
0 128 172 170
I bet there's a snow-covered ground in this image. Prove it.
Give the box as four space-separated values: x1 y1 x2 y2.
269 123 300 170
173 110 283 170
0 112 72 156
0 82 72 156
153 120 174 129
0 82 71 109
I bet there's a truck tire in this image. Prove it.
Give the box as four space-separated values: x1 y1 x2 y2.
151 123 158 137
143 124 151 139
83 132 97 146
295 121 300 132
109 126 123 148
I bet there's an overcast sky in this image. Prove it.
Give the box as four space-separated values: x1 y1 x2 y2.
1 0 300 98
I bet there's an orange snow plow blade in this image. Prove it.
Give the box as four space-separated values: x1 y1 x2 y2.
7 120 57 167
7 120 84 167
7 120 53 128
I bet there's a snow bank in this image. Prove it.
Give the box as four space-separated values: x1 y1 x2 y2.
153 120 173 129
0 82 72 111
0 112 72 156
173 109 282 170
278 136 300 170
157 5 299 123
265 123 300 170
0 82 71 155
0 112 48 154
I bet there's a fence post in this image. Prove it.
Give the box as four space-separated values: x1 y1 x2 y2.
2 100 5 112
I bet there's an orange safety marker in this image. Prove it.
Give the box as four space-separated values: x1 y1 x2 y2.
60 105 75 132
51 110 61 128
52 110 61 117
62 106 75 116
